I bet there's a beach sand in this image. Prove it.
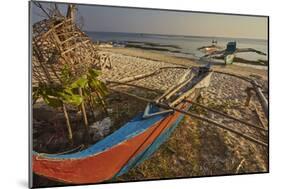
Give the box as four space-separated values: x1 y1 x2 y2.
98 46 268 180
32 46 268 186
101 47 268 79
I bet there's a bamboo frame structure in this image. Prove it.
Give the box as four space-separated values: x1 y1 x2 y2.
32 17 111 87
32 16 111 142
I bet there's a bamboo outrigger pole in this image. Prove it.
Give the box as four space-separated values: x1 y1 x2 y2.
183 99 268 132
109 88 268 147
159 102 268 147
251 80 268 117
212 70 268 118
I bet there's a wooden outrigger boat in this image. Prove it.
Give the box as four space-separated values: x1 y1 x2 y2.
199 41 267 65
33 65 213 184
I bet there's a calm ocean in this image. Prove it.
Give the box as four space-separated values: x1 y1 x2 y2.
86 31 268 66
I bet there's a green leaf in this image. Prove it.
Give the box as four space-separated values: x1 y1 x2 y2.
70 76 88 89
32 87 41 104
61 64 72 85
43 96 63 108
59 92 83 106
88 69 101 78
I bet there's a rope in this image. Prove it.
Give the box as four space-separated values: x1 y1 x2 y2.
36 144 85 159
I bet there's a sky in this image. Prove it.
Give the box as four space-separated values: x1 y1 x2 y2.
31 2 268 40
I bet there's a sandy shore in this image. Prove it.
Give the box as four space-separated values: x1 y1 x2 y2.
99 46 268 93
98 46 268 179
32 46 268 185
101 47 268 79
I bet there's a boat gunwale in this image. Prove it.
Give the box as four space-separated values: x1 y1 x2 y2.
33 66 211 160
33 111 171 160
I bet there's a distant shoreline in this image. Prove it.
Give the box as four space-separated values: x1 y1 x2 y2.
86 30 268 42
100 46 268 79
124 44 268 67
88 32 268 68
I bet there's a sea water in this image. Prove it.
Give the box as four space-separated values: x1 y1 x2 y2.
86 31 268 67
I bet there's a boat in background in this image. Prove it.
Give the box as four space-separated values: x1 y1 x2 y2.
199 41 267 65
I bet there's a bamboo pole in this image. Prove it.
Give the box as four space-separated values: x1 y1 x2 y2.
109 88 268 147
117 66 190 84
106 80 163 94
184 99 268 132
86 88 96 120
95 91 108 115
62 103 73 142
160 104 268 147
165 77 194 102
235 159 245 173
78 88 88 128
156 70 191 102
245 87 255 107
212 70 251 83
119 70 160 83
254 105 267 129
62 40 90 55
33 44 53 83
170 72 212 106
251 80 268 118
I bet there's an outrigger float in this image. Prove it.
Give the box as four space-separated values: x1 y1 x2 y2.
33 64 268 184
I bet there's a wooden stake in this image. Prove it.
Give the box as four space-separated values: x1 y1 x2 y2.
235 159 245 173
79 88 88 128
251 80 268 118
88 91 96 120
245 87 254 107
62 103 73 142
96 91 108 115
254 105 267 129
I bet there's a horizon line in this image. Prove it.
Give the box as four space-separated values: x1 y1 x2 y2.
84 30 268 41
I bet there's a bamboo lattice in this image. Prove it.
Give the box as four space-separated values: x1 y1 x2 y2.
32 17 111 87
